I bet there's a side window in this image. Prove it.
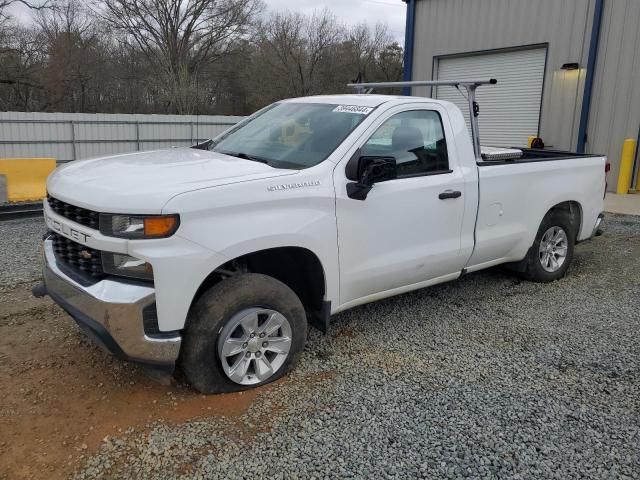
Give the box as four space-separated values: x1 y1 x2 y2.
361 110 450 177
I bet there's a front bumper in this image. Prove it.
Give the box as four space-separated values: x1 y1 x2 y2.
42 238 181 369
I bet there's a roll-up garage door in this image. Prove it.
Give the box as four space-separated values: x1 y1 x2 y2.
436 48 547 147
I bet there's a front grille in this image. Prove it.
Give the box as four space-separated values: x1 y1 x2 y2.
50 232 105 278
47 195 99 230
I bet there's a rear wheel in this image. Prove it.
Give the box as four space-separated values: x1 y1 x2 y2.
180 273 307 394
520 210 576 283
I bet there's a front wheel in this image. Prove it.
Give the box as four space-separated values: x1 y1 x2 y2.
180 273 307 394
519 210 576 283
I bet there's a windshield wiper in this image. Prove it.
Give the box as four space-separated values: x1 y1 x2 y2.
192 139 213 150
218 150 271 165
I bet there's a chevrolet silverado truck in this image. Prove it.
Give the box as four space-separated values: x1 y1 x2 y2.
37 79 607 393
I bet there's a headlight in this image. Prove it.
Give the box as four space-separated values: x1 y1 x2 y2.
99 214 179 239
102 252 153 281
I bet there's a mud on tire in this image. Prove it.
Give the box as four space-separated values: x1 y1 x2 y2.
179 273 307 394
519 210 576 283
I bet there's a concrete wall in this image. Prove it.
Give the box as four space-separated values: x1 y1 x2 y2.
0 112 243 163
411 0 640 188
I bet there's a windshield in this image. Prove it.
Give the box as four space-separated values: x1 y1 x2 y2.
209 102 373 169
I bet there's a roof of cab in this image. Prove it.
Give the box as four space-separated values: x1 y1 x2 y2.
281 94 424 108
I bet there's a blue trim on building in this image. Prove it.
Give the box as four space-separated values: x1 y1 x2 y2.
577 0 604 153
402 0 416 96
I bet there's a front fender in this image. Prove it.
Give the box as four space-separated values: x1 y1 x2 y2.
161 169 340 324
127 236 229 332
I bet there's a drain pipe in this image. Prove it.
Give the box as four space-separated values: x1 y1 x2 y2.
402 0 417 96
631 123 640 192
577 0 605 153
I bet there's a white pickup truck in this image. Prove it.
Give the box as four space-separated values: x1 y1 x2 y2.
38 79 607 393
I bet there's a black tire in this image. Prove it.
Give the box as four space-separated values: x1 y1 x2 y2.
180 273 307 394
519 210 576 283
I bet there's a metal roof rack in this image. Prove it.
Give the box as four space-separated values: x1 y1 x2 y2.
347 79 498 160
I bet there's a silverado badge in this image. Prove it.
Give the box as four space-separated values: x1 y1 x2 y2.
267 180 320 192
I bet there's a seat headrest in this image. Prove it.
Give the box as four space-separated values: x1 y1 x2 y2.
392 126 424 153
311 113 353 150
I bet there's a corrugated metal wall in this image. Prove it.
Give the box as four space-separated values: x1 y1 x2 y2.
0 112 244 163
412 0 640 188
412 0 593 153
586 0 640 186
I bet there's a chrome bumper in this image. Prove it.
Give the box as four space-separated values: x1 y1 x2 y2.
42 238 181 368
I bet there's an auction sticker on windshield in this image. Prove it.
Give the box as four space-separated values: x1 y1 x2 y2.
333 105 374 115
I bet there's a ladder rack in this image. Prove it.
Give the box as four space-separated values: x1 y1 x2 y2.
347 79 498 160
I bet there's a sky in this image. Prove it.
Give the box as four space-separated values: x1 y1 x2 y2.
7 0 407 43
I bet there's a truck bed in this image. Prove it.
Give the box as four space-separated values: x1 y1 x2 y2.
468 151 605 270
479 148 602 166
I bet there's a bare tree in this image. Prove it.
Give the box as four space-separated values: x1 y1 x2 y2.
0 0 49 20
98 0 262 113
254 8 341 101
344 23 394 82
33 0 106 110
0 3 402 114
0 0 49 108
36 0 94 39
0 24 47 109
376 42 403 81
248 10 402 106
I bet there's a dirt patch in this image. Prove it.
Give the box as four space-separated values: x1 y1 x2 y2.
0 283 261 480
336 326 356 339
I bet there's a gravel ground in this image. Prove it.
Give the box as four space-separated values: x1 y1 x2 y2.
2 214 640 479
0 217 45 287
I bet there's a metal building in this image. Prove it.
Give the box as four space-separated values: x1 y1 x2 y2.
402 0 640 188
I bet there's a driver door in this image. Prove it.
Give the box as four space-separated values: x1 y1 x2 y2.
334 106 469 306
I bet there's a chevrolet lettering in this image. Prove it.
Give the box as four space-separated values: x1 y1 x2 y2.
45 213 90 244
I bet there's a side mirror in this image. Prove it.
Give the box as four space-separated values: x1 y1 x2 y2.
346 154 397 200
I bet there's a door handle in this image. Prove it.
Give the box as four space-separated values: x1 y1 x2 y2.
439 190 462 200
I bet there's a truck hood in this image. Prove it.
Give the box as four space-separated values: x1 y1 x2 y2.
47 148 297 213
